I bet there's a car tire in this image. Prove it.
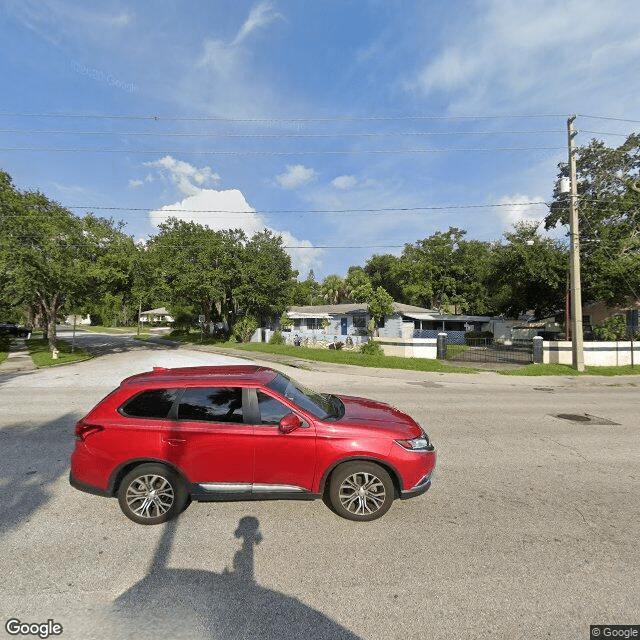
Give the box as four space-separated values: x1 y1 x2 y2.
329 461 394 522
117 463 188 525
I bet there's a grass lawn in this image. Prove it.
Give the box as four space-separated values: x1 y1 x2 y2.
500 363 640 377
221 341 479 374
72 325 136 335
26 338 93 367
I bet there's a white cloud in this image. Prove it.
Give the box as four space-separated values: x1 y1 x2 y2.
275 164 317 189
414 0 640 114
129 179 143 189
331 175 358 190
231 2 282 46
145 156 221 196
495 194 548 229
145 161 322 275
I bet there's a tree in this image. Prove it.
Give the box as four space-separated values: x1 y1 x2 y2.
292 270 322 306
344 266 372 302
234 229 297 323
364 254 404 302
321 274 349 304
144 219 245 329
487 222 568 319
0 172 128 347
546 133 640 306
366 286 394 328
396 227 473 312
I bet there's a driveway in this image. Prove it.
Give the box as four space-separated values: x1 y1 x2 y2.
0 338 638 639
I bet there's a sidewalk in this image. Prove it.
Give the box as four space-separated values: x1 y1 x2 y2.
0 339 37 376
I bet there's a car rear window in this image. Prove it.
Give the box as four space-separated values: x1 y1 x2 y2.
177 387 244 423
120 389 178 419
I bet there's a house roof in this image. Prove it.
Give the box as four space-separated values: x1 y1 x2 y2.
287 302 436 319
140 307 171 316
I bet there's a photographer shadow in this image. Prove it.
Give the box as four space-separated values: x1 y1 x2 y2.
112 516 360 640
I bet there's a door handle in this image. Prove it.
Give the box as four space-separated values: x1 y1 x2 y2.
163 437 187 446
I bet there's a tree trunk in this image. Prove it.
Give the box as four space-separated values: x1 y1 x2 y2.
37 292 61 349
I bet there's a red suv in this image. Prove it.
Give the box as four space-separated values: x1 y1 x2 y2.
70 365 435 524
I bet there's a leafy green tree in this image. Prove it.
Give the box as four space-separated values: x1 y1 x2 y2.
321 274 349 304
546 133 640 306
366 286 394 328
344 266 372 302
0 172 128 346
364 254 404 302
487 222 568 319
396 227 471 312
144 219 245 329
292 270 322 306
235 229 296 323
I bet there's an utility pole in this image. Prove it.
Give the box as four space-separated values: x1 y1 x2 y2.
567 115 585 371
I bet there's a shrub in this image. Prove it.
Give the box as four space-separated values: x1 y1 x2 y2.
593 315 639 341
232 316 259 343
360 340 384 356
269 330 285 345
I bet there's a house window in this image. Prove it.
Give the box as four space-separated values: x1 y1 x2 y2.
353 315 367 329
306 318 322 330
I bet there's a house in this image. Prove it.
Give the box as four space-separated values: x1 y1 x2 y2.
139 307 174 324
281 302 491 346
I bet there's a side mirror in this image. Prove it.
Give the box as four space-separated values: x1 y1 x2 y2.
279 413 302 434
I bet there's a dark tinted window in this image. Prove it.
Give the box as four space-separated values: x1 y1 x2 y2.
120 389 178 419
178 387 243 423
257 391 291 425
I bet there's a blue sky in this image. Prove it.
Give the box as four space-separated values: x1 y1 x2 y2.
2 0 640 279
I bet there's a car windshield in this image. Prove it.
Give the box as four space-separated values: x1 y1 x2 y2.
266 373 343 420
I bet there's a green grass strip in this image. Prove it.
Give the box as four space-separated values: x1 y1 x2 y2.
500 363 640 376
26 338 93 367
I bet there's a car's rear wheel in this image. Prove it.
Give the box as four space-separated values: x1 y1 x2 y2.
329 461 394 521
118 463 188 525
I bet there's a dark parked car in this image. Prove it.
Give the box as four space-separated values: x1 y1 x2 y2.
70 365 436 524
0 322 31 338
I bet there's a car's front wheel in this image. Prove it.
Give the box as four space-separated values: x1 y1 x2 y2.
329 461 394 521
117 463 188 525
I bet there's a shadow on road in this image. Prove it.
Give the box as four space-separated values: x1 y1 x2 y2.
112 516 360 640
0 414 74 537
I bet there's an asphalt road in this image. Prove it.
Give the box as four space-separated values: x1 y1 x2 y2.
1 333 638 640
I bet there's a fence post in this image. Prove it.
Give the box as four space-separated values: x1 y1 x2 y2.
533 336 544 364
437 332 448 360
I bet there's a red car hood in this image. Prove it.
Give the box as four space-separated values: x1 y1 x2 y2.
336 395 423 437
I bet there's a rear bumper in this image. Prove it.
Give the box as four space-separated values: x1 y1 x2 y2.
69 471 112 497
400 470 433 499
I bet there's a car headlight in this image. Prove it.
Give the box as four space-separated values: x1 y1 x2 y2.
395 434 431 451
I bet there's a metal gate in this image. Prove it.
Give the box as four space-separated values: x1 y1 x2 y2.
446 338 534 364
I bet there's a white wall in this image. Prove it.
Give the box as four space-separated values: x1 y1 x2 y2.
544 341 640 366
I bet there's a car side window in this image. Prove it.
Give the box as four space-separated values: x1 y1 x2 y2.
120 389 178 419
178 387 244 423
257 391 291 425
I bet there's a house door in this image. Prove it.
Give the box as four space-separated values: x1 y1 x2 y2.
340 317 348 336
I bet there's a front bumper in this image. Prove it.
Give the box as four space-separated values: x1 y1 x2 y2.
400 470 434 499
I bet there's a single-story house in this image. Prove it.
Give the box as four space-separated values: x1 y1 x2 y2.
139 307 174 324
278 303 492 345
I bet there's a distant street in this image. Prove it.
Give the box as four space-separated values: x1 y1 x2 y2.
1 338 638 640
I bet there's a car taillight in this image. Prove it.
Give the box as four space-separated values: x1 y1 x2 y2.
75 419 104 441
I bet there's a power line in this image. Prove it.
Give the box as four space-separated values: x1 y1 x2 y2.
0 128 566 138
1 200 551 218
0 145 565 155
0 111 568 123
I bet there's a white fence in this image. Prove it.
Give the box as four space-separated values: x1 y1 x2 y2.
544 340 639 367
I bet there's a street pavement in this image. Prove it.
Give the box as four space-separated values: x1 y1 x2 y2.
0 332 638 640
